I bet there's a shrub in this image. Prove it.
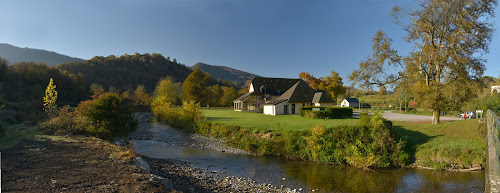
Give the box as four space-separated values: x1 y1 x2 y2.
300 106 353 119
75 92 137 140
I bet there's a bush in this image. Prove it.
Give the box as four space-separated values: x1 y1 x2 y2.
300 106 353 119
75 92 137 140
152 100 202 130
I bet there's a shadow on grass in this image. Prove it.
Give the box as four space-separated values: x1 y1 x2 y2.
393 125 437 163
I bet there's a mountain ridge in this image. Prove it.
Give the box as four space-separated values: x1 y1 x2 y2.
191 62 260 87
0 43 84 66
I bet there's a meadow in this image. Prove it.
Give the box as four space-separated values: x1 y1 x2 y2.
201 109 359 131
393 120 485 169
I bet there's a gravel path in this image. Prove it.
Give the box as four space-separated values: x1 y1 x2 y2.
353 111 463 122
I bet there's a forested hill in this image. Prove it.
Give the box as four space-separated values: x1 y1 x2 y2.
57 53 192 92
191 62 260 87
0 43 84 66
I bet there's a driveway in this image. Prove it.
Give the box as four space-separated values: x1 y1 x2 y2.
352 111 463 122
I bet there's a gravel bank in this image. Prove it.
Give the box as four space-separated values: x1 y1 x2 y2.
120 112 249 155
142 157 297 193
123 113 299 192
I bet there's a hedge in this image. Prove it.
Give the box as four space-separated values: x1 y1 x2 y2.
300 106 353 119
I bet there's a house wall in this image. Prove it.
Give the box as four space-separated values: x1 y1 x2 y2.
340 100 349 107
275 102 285 115
249 83 254 92
263 105 275 115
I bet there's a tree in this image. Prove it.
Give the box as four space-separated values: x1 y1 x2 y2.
134 84 150 105
220 86 239 107
318 71 346 101
299 72 321 90
299 71 346 101
207 84 223 106
182 69 209 105
350 0 497 124
43 78 58 118
152 77 183 108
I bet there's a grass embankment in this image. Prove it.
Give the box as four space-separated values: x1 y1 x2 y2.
393 120 485 169
202 109 359 131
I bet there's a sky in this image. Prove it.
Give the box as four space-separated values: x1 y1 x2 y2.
1 0 499 86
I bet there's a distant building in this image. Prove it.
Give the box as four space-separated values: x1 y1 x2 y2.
492 86 500 94
340 98 359 107
233 77 333 115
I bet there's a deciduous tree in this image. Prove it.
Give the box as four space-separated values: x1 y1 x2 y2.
43 78 58 118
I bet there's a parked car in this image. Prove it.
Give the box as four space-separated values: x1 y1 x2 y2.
460 111 476 119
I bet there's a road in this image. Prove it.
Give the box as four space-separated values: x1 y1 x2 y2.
353 110 463 122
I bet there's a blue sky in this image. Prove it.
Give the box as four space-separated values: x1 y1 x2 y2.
1 0 499 86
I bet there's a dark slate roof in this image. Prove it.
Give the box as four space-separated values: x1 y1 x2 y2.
312 92 334 103
233 91 253 102
344 98 359 103
250 77 302 96
273 80 316 103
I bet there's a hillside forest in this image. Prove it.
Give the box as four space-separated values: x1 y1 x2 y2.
0 53 241 129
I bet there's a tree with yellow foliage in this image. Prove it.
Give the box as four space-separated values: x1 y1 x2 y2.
43 78 58 118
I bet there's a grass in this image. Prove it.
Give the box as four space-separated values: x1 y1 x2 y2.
201 109 359 131
393 119 485 169
0 123 38 150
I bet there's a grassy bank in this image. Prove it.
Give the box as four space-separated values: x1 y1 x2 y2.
155 105 408 168
202 109 359 131
393 120 485 169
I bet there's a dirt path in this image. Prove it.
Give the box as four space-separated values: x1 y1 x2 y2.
1 136 166 192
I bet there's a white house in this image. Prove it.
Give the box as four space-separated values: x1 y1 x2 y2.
234 77 333 115
340 98 359 107
492 85 500 94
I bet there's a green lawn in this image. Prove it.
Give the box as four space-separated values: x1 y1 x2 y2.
201 109 359 131
393 120 485 168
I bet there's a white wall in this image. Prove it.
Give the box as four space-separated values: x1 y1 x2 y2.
263 105 275 115
340 100 349 107
249 83 254 92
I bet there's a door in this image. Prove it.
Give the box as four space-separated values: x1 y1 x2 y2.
284 105 288 115
291 104 296 114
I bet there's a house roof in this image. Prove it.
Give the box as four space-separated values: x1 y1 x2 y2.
250 77 302 96
233 91 253 102
312 92 334 103
343 98 359 103
273 80 316 103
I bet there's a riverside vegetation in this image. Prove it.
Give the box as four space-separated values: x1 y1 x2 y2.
153 102 409 168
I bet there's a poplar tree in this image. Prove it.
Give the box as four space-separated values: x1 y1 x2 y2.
43 78 58 118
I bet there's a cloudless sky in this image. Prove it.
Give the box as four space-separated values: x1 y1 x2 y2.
0 0 499 86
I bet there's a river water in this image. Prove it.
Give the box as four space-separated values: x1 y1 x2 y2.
133 123 484 193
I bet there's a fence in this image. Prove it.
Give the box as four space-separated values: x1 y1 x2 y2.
486 109 500 193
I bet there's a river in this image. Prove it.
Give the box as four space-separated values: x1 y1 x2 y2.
133 122 484 193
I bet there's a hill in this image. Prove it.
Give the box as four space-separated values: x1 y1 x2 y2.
57 53 192 92
191 62 260 87
0 43 84 66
